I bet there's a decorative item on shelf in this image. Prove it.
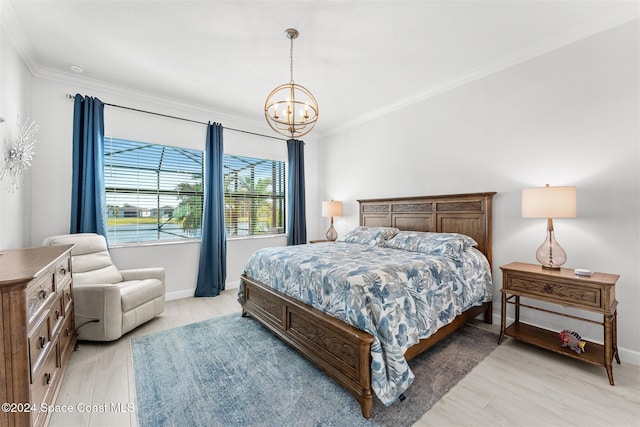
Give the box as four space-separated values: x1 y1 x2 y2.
322 200 343 241
559 330 586 354
574 268 593 277
264 28 319 138
522 184 576 270
0 117 38 193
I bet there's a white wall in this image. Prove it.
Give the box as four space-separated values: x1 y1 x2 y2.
27 77 319 300
0 25 32 249
3 3 637 363
317 20 639 363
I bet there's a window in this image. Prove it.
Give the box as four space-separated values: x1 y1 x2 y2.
105 137 204 245
224 154 286 238
104 137 286 244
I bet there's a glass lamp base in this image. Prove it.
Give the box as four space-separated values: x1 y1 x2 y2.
535 230 567 270
326 223 338 241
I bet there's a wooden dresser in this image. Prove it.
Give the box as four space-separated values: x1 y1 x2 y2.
0 245 76 427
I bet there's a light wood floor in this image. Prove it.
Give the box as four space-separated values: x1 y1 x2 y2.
50 290 640 427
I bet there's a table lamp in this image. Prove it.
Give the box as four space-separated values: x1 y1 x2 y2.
522 184 576 270
322 200 343 241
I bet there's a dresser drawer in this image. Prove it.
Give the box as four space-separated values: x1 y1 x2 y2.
507 274 602 309
49 293 65 336
27 274 55 323
28 313 52 379
54 256 72 291
31 338 61 427
61 282 73 315
60 313 75 366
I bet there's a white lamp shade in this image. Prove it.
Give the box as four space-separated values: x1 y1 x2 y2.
322 200 343 217
522 185 577 218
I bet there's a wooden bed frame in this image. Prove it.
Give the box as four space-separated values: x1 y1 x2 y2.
240 192 496 418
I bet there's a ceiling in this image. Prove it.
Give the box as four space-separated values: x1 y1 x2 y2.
3 1 638 138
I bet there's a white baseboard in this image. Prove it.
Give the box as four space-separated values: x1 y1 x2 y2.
226 280 240 289
166 288 195 301
165 280 240 302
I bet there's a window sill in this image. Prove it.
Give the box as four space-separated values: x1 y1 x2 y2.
226 234 287 242
109 234 287 248
109 238 201 249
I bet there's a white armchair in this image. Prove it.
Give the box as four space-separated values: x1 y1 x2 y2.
42 233 165 341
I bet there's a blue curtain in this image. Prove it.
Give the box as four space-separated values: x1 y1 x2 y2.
70 94 108 240
286 139 307 245
195 122 227 297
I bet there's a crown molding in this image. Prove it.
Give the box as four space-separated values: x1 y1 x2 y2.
1 2 40 74
318 8 639 139
36 66 267 131
1 1 266 132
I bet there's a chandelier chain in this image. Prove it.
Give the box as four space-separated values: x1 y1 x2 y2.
289 36 294 83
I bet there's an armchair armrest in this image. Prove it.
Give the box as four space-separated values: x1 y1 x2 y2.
73 283 123 341
120 268 165 284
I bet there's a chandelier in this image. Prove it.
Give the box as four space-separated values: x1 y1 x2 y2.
264 28 319 139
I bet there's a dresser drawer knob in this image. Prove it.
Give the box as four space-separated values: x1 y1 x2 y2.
45 373 52 385
65 327 71 337
60 267 67 275
67 293 72 301
39 290 47 299
39 336 46 348
55 310 62 320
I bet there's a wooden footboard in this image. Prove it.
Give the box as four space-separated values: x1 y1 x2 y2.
240 274 376 417
240 273 492 418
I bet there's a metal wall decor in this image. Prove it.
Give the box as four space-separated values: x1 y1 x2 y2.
0 117 38 193
264 28 319 138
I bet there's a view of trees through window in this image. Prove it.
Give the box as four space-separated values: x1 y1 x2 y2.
104 137 285 244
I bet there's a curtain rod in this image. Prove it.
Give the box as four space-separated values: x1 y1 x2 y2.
65 93 288 142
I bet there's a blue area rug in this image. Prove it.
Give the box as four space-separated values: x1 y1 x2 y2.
132 313 497 427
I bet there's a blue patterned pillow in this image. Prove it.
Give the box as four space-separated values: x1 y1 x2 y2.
340 226 399 247
384 231 477 258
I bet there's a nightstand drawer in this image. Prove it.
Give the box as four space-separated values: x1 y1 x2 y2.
507 275 601 309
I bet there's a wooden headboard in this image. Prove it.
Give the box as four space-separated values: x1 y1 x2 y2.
358 192 496 268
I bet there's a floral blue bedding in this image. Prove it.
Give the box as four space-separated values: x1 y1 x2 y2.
239 234 492 406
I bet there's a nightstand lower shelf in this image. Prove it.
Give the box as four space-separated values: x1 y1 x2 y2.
503 322 607 366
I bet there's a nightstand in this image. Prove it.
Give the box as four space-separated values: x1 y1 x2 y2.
499 262 620 385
